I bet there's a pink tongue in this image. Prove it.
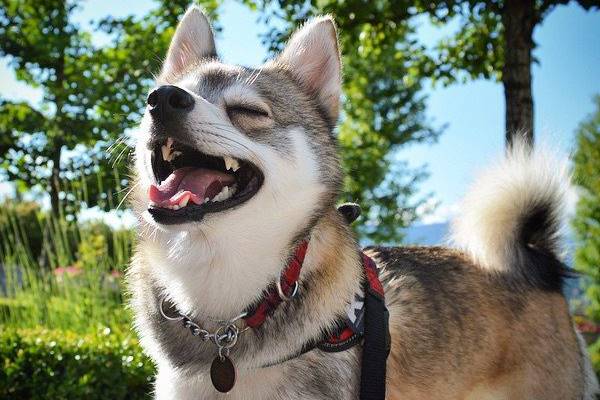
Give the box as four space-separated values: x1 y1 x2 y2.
149 167 235 207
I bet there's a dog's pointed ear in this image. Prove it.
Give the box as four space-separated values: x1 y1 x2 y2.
275 16 342 123
160 6 216 80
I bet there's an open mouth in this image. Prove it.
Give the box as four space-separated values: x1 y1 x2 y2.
147 138 264 225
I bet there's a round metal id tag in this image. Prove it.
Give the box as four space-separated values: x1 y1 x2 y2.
210 355 236 393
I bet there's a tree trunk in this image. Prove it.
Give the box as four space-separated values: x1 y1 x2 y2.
50 0 67 216
502 0 535 148
50 143 62 215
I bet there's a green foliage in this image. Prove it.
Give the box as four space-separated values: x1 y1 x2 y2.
412 1 600 85
250 0 441 242
0 0 220 215
76 221 134 272
573 95 600 323
0 328 154 400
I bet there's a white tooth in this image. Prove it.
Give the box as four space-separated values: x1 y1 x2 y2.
224 156 240 172
162 145 171 161
173 205 180 210
162 138 175 161
212 186 228 202
224 156 233 171
220 187 229 202
179 196 189 207
205 197 210 203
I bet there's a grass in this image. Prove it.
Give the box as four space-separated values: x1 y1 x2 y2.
0 193 135 334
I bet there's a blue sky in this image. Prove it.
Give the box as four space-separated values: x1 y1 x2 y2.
1 0 599 224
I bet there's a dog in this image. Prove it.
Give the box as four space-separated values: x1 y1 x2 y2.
128 6 598 399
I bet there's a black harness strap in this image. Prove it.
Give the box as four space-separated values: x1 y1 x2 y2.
337 202 390 400
359 285 390 400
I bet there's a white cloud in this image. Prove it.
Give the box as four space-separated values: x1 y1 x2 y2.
417 199 460 225
79 207 137 229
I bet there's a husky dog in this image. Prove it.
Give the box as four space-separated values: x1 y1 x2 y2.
128 6 597 399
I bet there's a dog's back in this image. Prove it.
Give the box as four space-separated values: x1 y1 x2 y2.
370 141 596 399
376 245 582 399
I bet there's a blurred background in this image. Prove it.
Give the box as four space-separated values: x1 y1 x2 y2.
0 0 599 398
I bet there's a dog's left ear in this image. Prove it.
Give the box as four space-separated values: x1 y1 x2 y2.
275 16 342 123
160 6 217 80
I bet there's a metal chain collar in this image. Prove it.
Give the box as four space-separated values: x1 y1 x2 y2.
159 296 250 359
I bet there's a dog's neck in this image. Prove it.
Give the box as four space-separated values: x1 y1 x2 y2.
140 208 363 335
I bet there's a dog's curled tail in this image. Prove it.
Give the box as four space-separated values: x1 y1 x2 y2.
451 139 570 289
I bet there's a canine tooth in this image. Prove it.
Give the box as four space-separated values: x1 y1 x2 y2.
205 197 210 203
224 156 239 172
179 195 189 207
224 156 233 171
161 145 170 161
161 138 175 161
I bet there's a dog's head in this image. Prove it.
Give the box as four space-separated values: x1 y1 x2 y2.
133 7 342 246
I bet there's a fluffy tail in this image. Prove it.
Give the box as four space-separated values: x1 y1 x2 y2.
451 140 570 290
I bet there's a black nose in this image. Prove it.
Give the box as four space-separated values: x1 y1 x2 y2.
147 85 194 122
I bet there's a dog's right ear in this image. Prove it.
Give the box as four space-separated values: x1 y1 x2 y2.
160 6 216 80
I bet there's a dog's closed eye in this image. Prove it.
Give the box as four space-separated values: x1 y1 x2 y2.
226 102 273 131
226 104 270 119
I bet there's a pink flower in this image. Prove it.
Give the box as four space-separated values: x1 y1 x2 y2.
110 270 122 278
53 265 83 277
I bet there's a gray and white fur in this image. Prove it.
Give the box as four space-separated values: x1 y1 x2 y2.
128 6 597 399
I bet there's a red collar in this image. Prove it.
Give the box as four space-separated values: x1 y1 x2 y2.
159 239 384 352
242 240 309 328
244 239 385 353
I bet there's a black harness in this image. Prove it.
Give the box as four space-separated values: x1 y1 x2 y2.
336 203 391 400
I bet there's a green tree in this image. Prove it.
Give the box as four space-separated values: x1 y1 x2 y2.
415 0 600 146
0 0 219 215
257 1 600 149
573 95 600 326
248 0 441 242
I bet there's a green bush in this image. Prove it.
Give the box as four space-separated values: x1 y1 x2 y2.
0 328 155 400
